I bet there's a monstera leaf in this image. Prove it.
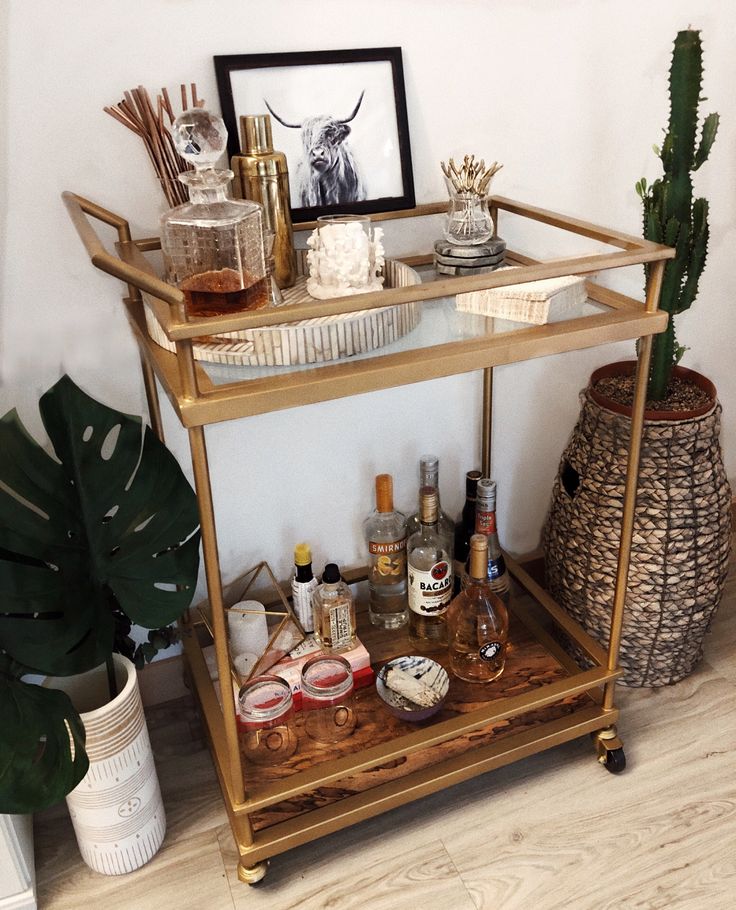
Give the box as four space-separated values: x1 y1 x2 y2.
0 656 88 814
0 375 200 677
0 375 200 812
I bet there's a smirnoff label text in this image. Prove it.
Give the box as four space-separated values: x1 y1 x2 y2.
369 536 407 581
408 560 453 615
368 538 406 555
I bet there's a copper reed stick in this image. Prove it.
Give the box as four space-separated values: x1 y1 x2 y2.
105 83 204 208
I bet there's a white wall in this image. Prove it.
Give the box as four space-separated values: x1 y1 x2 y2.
3 1 734 608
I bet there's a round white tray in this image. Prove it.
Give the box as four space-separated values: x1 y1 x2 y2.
145 252 422 367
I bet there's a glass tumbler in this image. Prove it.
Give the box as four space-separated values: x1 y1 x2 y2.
238 675 297 765
301 654 357 743
444 190 494 245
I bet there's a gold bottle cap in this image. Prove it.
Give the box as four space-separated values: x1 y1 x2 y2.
469 533 488 579
240 114 274 155
419 486 438 524
375 474 394 513
294 542 312 566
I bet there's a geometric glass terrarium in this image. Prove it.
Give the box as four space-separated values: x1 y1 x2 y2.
196 560 306 684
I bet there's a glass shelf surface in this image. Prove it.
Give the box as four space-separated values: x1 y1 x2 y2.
201 265 608 387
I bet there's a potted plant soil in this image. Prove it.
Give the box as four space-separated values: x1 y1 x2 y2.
544 29 732 686
0 376 200 874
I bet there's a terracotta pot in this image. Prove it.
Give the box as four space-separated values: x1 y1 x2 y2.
46 655 165 875
589 360 717 420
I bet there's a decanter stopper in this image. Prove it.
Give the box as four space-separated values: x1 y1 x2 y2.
170 108 229 178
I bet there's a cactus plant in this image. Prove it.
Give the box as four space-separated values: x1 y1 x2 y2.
635 29 719 401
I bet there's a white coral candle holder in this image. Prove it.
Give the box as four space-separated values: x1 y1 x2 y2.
306 215 384 299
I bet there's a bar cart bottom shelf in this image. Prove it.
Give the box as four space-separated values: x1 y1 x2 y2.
182 568 624 882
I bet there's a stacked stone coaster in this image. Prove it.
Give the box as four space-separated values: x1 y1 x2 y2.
434 238 506 276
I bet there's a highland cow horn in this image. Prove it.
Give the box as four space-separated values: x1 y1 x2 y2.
340 91 365 124
264 99 301 129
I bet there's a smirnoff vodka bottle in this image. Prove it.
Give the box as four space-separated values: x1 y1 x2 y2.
363 474 408 629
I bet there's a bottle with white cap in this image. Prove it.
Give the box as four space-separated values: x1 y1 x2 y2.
405 455 454 555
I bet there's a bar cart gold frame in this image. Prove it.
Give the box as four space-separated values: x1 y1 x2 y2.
63 192 673 884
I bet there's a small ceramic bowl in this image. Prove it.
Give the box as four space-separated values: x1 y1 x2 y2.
376 655 450 722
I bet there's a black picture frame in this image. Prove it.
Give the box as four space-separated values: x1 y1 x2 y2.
214 47 415 223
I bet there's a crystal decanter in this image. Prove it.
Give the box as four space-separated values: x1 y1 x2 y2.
161 108 268 317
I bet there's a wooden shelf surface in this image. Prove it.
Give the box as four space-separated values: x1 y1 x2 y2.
243 606 594 833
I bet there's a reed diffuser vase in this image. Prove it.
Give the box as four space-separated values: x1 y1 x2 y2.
444 185 494 245
441 155 502 246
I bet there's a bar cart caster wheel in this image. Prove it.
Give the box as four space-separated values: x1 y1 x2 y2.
238 860 269 885
592 727 625 773
601 747 626 774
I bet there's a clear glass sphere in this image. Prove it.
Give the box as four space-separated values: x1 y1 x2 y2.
170 109 228 170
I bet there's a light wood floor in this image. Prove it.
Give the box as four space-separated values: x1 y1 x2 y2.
34 551 736 910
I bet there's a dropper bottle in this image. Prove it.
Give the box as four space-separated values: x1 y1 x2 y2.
291 543 318 633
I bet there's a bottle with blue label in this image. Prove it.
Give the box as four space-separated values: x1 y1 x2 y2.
472 479 511 604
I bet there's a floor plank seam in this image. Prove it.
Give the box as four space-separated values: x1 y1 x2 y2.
439 835 481 909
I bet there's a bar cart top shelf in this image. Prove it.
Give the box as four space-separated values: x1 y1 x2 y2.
63 193 673 428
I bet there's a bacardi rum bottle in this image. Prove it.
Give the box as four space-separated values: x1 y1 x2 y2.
473 478 511 604
363 474 408 629
406 455 454 555
447 534 508 682
407 487 454 652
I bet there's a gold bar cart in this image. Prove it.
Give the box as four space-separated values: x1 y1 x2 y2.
64 192 672 883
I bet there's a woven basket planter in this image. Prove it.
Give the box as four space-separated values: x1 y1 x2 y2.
544 364 732 687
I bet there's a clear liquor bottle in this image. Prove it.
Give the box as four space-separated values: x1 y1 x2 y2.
405 455 454 556
447 534 508 682
407 487 454 652
312 563 356 653
363 474 408 629
453 469 482 594
473 478 511 604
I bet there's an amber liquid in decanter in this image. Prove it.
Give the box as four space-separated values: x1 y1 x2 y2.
180 269 269 317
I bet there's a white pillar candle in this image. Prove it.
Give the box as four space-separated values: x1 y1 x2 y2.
233 652 260 678
228 600 269 658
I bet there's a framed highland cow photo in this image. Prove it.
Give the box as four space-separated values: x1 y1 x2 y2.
214 47 416 222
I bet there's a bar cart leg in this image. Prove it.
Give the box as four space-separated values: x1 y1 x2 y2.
595 260 664 773
187 426 247 806
140 355 165 444
237 860 270 885
481 366 494 476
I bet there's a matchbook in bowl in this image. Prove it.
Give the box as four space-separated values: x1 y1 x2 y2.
376 655 449 722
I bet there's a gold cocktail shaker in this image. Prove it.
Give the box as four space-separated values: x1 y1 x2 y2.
232 114 297 289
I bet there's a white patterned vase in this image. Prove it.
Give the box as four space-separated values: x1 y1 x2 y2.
50 655 165 875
